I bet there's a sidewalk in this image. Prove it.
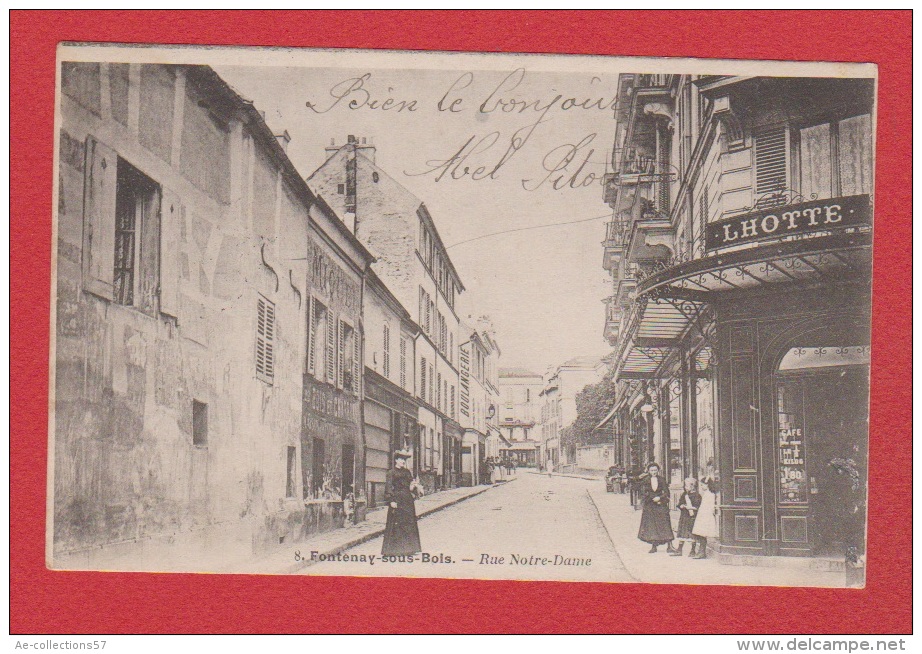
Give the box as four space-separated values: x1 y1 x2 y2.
225 480 511 574
585 485 847 587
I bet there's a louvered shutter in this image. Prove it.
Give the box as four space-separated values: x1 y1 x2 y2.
82 136 117 300
256 295 275 383
307 297 316 375
159 189 181 318
399 338 407 389
420 357 427 402
383 323 390 378
755 127 788 208
326 311 336 383
353 329 361 395
337 319 346 388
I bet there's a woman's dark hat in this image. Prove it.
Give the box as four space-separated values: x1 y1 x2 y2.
394 449 412 459
646 462 660 471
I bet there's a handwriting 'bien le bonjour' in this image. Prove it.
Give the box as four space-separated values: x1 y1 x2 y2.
304 69 617 191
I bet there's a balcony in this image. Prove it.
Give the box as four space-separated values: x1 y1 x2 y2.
602 297 622 346
615 279 637 308
602 221 626 272
625 209 676 265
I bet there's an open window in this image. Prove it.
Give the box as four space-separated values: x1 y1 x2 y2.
83 137 163 315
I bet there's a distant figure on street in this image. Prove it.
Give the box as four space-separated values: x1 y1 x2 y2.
637 462 677 554
382 450 423 556
670 477 702 557
691 475 719 559
547 460 555 478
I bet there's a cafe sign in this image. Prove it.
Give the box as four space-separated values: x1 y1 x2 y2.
705 194 871 252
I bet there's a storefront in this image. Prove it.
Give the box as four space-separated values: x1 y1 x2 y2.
714 284 870 559
626 198 873 559
363 368 420 509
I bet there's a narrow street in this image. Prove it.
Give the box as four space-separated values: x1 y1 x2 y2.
303 472 633 582
302 471 846 587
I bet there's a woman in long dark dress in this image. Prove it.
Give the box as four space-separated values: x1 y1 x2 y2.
381 450 422 556
637 462 676 553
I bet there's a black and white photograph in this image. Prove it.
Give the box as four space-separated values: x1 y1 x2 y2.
49 44 875 588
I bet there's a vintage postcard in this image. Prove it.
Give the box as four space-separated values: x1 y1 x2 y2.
49 43 875 587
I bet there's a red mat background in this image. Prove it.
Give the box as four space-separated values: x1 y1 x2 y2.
10 10 912 634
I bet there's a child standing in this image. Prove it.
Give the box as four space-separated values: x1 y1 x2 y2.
670 477 702 556
691 476 719 559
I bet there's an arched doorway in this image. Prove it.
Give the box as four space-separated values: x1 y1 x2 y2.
774 337 869 558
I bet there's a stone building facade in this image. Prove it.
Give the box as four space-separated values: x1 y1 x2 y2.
52 62 373 570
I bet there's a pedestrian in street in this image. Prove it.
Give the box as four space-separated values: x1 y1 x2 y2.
547 459 554 478
690 475 718 559
670 477 702 557
637 462 677 553
381 450 423 557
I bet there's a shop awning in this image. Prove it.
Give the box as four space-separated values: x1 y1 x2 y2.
637 226 872 299
596 403 619 430
614 297 707 380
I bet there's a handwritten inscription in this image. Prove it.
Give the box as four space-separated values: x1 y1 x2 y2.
303 68 617 191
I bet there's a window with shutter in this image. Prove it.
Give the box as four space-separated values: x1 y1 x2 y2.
399 337 407 390
425 297 432 335
755 127 788 208
82 137 117 301
383 323 390 378
697 185 709 256
437 372 442 410
326 310 336 383
337 319 347 389
307 297 316 375
429 363 434 405
420 357 427 402
256 295 275 384
352 328 360 395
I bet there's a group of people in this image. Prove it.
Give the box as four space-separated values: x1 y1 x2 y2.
637 461 718 559
485 456 518 482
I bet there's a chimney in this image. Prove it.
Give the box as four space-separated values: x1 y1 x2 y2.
274 129 291 152
324 136 376 163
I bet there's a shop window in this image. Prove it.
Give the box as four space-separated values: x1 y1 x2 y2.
192 400 208 447
255 295 275 384
694 346 717 482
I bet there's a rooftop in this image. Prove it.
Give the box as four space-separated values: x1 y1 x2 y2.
499 367 543 379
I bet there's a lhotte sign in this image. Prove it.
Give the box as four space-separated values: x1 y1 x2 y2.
705 195 871 252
